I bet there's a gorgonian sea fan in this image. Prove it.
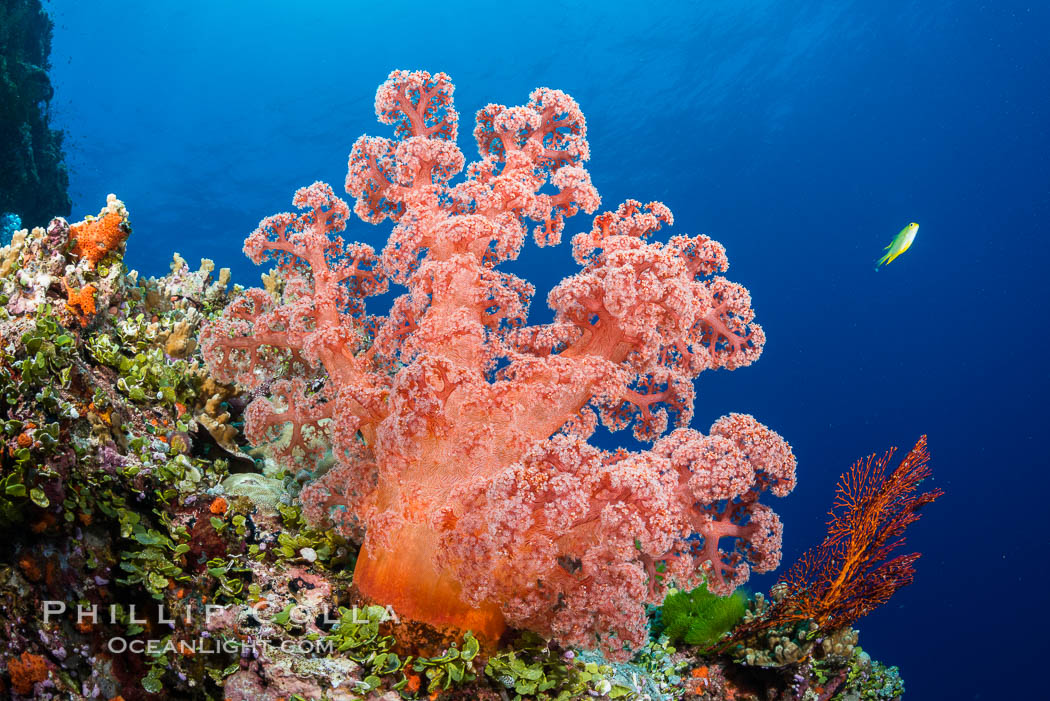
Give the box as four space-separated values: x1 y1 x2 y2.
723 435 941 651
201 70 795 659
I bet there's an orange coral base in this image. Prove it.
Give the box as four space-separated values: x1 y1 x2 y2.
352 522 506 643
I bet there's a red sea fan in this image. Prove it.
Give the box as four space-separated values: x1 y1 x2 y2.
729 436 941 645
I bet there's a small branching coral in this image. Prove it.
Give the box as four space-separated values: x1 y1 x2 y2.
202 69 796 659
724 435 941 652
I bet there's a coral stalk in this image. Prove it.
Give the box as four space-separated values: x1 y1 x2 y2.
352 522 507 641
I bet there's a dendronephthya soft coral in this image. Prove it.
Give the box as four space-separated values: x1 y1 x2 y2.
201 70 797 659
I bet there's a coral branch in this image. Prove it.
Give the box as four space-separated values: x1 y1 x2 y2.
436 414 794 656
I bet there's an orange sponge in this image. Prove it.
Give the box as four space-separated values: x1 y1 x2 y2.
69 195 130 267
65 282 97 326
8 651 47 695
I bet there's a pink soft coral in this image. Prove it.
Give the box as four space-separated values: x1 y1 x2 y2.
202 70 795 659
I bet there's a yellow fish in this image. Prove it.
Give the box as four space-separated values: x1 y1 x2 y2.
874 222 918 270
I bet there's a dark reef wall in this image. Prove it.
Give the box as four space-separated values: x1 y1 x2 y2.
0 0 70 227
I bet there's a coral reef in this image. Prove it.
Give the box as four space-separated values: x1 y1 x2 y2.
0 204 914 701
0 200 359 698
202 69 796 660
0 69 931 701
0 0 70 227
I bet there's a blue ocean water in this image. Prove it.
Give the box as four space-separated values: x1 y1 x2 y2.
45 1 1049 697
